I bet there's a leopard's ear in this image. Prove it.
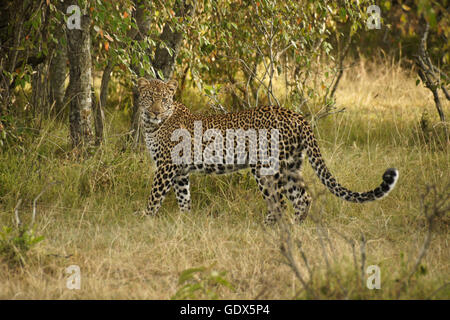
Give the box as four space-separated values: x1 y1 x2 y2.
167 79 178 95
137 77 150 92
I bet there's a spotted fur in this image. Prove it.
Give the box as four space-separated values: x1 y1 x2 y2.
137 78 399 224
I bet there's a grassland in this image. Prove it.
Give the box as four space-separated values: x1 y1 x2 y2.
0 59 448 299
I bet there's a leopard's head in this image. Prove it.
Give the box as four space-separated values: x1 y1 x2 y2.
137 78 178 125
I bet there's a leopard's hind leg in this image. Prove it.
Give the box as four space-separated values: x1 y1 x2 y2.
281 166 311 223
251 165 286 224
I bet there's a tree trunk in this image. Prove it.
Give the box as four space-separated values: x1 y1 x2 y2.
49 25 67 118
129 0 153 146
129 0 196 146
0 1 24 113
415 17 449 142
153 0 196 80
100 61 113 110
32 62 50 119
65 11 94 149
0 1 48 114
176 64 190 100
92 90 104 146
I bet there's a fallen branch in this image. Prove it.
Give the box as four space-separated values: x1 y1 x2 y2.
14 199 22 228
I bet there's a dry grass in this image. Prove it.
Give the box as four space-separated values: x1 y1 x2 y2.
0 58 448 299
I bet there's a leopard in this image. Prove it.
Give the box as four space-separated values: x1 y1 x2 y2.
137 77 399 224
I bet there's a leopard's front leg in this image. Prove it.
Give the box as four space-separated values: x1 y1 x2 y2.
145 164 177 216
173 174 191 212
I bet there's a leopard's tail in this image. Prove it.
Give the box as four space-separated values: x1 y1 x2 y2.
303 123 398 203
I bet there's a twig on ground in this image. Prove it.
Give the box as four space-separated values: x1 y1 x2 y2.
407 184 449 281
360 233 366 288
14 199 23 228
278 220 317 299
